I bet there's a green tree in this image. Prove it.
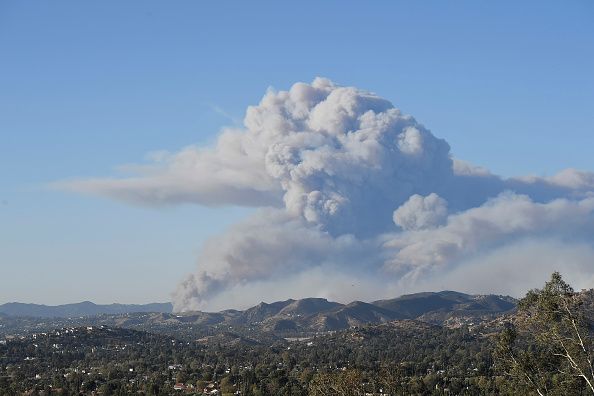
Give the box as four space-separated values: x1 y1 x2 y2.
221 376 235 395
496 272 594 395
309 370 365 396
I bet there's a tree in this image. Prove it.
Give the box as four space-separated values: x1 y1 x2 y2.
220 376 235 395
496 272 594 395
196 380 207 391
308 370 365 396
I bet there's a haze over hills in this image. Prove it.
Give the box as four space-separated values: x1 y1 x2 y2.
0 301 173 318
0 291 516 332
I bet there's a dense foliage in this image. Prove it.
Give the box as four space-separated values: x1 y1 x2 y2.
0 321 507 395
3 273 594 395
495 272 594 395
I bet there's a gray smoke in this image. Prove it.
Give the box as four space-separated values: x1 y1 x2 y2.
57 78 594 311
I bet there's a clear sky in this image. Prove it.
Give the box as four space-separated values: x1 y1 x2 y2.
1 1 593 305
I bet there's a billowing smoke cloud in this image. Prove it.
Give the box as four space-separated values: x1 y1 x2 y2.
384 193 594 278
171 209 378 310
393 193 448 231
57 78 594 311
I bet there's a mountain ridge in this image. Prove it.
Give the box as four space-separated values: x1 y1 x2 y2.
0 291 517 332
0 301 173 318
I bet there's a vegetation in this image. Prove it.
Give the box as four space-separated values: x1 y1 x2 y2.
496 272 594 395
2 273 594 395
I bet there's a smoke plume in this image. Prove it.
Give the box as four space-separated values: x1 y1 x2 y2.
58 78 594 311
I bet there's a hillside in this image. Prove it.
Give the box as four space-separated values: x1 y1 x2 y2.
373 291 516 326
0 291 516 336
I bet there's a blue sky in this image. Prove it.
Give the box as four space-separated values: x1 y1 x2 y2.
1 1 593 305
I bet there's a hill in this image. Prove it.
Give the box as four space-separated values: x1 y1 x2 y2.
131 292 516 333
372 290 516 326
0 301 173 318
0 291 516 334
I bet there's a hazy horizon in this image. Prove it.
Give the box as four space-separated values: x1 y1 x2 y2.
0 288 514 313
2 1 594 311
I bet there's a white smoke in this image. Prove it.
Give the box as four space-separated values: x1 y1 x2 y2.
409 239 594 298
384 193 594 278
171 209 378 310
56 78 594 311
393 193 448 231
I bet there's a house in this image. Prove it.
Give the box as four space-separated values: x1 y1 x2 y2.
203 383 219 395
173 383 186 391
